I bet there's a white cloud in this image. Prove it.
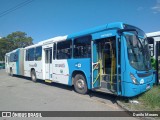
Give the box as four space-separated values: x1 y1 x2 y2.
151 0 160 13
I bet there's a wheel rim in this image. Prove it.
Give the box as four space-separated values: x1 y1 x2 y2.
32 73 36 81
76 79 85 89
10 70 13 76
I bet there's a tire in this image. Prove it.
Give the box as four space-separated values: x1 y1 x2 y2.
10 69 13 77
31 70 37 82
73 74 88 94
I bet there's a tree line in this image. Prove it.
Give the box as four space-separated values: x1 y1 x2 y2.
0 31 33 61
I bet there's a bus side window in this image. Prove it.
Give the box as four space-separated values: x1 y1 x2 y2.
73 35 91 58
27 48 35 61
53 43 56 60
26 50 28 61
45 50 49 63
45 48 52 63
14 51 19 62
35 46 42 61
57 40 72 59
14 53 17 62
10 53 14 62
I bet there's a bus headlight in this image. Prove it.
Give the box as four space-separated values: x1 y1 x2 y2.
130 73 139 84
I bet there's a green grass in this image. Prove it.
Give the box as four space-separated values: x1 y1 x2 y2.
137 86 160 111
120 86 160 111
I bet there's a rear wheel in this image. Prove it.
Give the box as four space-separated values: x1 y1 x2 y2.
31 70 37 82
10 68 13 77
73 74 88 94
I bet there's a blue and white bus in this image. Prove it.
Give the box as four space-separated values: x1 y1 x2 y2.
5 48 24 76
5 22 154 97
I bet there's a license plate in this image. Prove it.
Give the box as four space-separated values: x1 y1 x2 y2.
146 84 150 90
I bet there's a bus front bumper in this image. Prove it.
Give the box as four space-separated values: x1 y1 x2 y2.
122 81 154 97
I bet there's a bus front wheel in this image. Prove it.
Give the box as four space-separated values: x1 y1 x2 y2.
31 70 37 82
73 74 88 94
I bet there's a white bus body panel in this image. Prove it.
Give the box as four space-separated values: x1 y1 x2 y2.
9 62 17 74
52 60 69 85
24 48 43 79
24 61 43 79
24 35 67 80
147 31 160 58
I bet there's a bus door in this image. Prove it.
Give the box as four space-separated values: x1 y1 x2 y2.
45 48 52 80
92 36 121 95
92 40 101 89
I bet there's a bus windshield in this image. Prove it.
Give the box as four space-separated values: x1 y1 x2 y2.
125 33 152 71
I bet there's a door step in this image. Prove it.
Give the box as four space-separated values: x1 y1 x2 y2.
94 88 116 95
45 79 52 83
100 81 117 93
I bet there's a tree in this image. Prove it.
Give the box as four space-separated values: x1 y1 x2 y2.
0 31 33 61
6 31 33 49
0 37 12 61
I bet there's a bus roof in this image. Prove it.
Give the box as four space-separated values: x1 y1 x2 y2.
25 35 67 49
146 31 160 37
24 22 132 49
67 22 124 39
5 48 23 56
38 35 67 45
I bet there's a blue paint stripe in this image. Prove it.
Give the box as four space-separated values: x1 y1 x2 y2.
16 49 20 75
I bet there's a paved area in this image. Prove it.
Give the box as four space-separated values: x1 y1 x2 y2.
0 69 138 120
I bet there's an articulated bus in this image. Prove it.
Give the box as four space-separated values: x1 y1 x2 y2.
5 22 154 97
